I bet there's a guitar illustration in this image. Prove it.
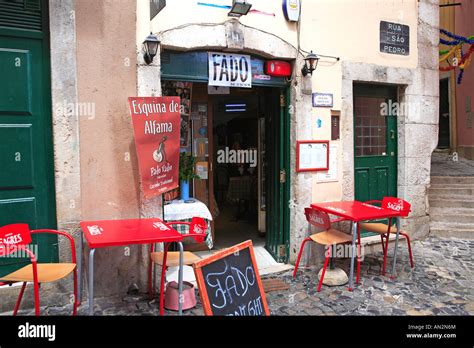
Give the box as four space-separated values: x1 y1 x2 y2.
153 136 168 163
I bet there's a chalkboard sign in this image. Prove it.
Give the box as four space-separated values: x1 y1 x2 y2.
380 21 410 56
192 240 270 316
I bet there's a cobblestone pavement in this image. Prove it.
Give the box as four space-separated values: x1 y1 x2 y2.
4 236 473 316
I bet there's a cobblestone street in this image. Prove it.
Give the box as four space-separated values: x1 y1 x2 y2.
4 236 472 316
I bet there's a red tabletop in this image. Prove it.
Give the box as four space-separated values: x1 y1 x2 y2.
79 218 183 249
310 201 404 222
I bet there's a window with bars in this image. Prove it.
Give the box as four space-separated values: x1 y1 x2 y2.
355 96 387 157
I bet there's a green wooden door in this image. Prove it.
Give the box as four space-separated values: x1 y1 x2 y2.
0 0 57 277
265 88 290 262
354 84 397 235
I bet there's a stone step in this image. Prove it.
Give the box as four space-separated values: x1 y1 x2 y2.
429 198 474 208
431 176 474 185
430 213 474 224
430 220 474 229
430 227 474 239
429 187 474 196
429 193 474 201
429 206 474 215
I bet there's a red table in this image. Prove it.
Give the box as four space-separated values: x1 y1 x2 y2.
310 201 405 289
78 218 184 315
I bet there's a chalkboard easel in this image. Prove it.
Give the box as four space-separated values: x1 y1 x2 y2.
192 240 270 316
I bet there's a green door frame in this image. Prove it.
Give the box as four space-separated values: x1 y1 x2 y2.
0 0 58 277
264 87 291 263
353 83 398 236
161 49 291 262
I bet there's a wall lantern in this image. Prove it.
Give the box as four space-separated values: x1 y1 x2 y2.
228 0 252 17
301 51 319 77
143 32 161 65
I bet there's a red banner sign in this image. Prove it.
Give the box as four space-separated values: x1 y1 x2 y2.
128 97 180 199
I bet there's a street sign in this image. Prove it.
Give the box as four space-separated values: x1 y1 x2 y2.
380 21 410 56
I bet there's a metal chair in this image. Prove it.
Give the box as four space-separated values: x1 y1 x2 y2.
293 207 354 292
148 217 207 315
360 197 414 275
0 223 78 316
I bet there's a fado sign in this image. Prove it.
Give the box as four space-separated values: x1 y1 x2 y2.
208 52 252 88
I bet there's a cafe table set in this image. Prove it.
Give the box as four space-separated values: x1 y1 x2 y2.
294 197 413 291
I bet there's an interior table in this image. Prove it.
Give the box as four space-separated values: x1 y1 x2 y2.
310 201 405 290
78 218 184 315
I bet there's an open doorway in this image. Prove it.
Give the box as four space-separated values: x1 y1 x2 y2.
438 78 450 149
212 87 280 250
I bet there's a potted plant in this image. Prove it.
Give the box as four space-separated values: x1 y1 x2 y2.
179 152 198 201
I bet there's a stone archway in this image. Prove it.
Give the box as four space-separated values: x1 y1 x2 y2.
158 20 297 60
140 20 314 263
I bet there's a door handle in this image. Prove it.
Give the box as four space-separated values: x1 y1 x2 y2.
390 130 395 139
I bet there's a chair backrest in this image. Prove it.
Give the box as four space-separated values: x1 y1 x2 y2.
188 217 207 243
304 207 331 231
382 197 411 217
0 223 32 257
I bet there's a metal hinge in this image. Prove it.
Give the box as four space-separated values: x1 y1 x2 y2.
279 169 286 183
278 245 287 258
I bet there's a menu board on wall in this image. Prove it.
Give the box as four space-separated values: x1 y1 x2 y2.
296 140 330 172
317 144 338 182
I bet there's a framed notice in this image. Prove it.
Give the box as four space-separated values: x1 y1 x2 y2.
162 81 193 116
296 140 329 172
317 144 338 182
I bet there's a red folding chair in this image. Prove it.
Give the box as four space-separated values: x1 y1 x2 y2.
0 223 78 316
293 207 355 292
147 217 207 315
360 197 414 275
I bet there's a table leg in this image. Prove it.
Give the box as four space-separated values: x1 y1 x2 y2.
391 217 401 279
77 232 83 303
348 221 357 291
88 248 96 316
177 241 184 315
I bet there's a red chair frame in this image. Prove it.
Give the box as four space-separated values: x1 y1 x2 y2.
0 224 78 316
364 199 414 275
293 208 357 292
147 217 207 315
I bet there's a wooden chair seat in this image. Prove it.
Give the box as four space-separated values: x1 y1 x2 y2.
150 251 201 267
0 263 76 283
310 228 352 245
360 222 398 234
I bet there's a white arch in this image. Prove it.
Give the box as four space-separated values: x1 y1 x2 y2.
157 19 299 60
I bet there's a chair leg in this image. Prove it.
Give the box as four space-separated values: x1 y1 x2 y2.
159 243 170 316
356 225 361 284
13 282 27 316
382 233 390 276
33 281 40 316
400 232 414 268
72 268 78 316
380 234 386 254
293 238 312 278
148 244 155 299
317 246 331 292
